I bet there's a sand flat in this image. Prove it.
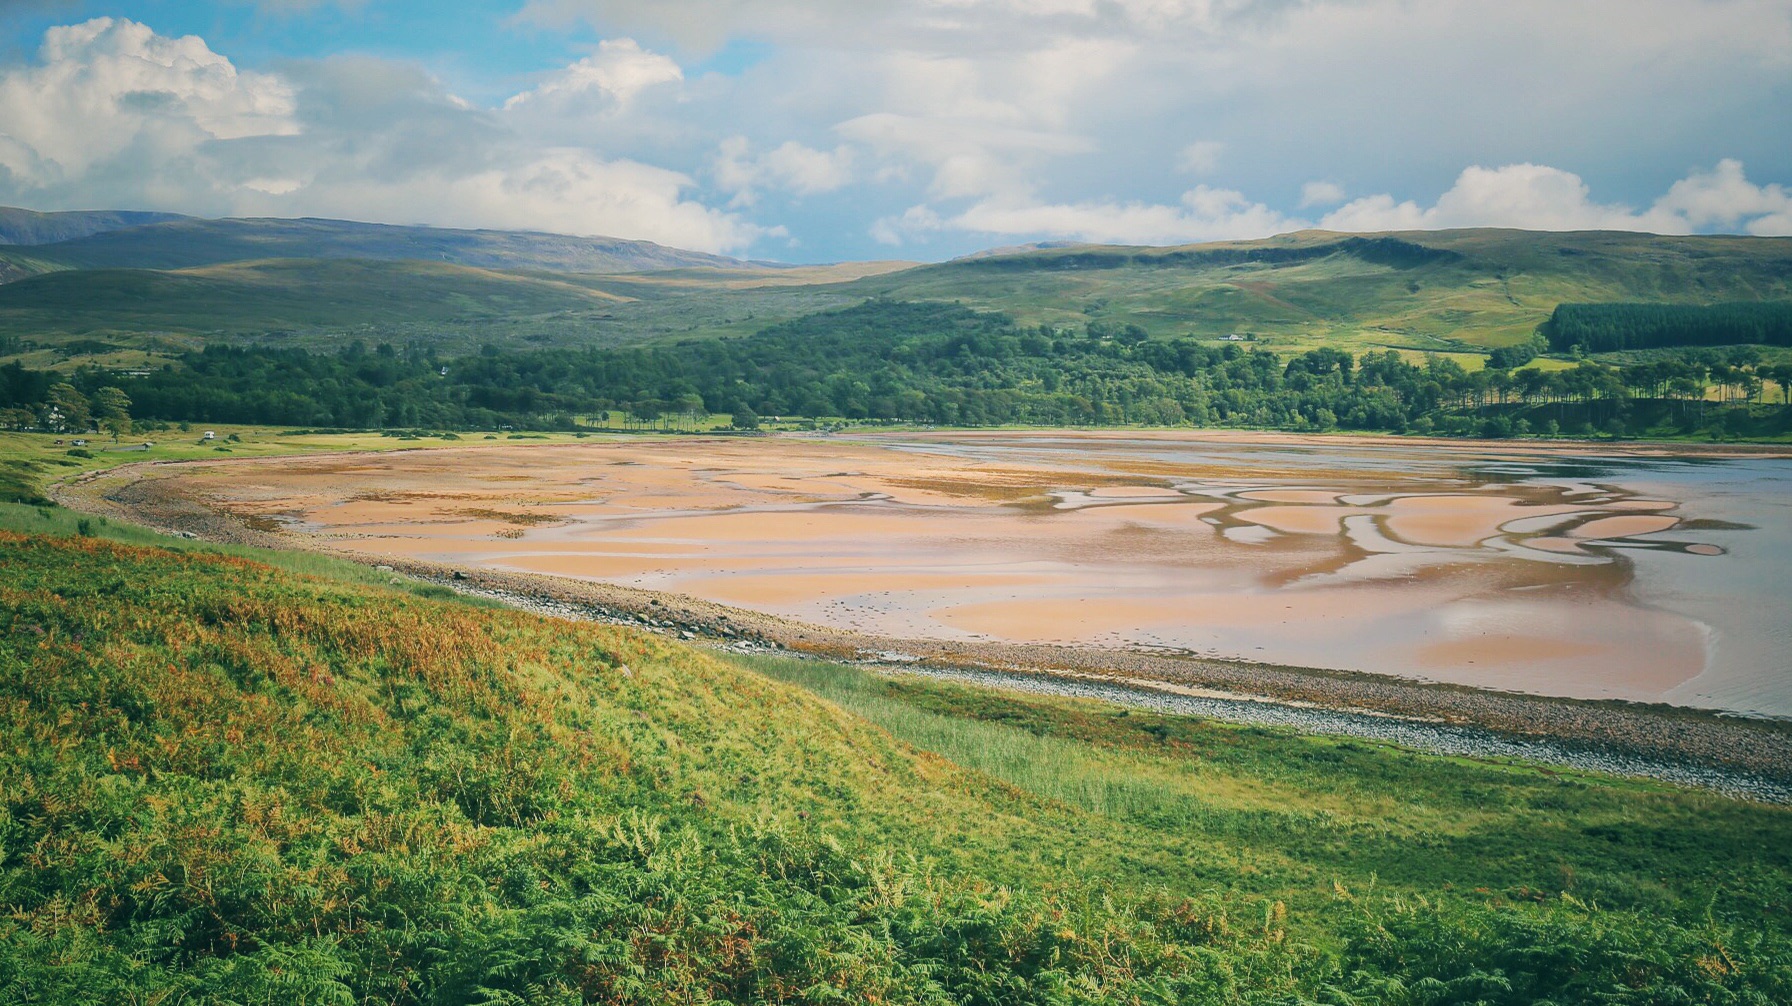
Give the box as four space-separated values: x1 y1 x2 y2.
156 431 1790 711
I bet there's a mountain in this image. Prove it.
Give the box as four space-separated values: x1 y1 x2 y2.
0 258 622 338
0 208 756 275
0 206 188 246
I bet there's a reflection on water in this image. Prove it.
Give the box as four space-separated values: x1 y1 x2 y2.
191 433 1792 717
861 433 1791 716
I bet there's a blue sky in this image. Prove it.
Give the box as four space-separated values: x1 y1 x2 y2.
0 1 1788 262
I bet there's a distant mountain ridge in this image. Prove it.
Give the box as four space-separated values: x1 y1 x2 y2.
0 207 188 246
940 233 1465 272
0 208 758 275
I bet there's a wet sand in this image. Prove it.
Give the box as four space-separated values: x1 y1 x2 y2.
68 430 1792 716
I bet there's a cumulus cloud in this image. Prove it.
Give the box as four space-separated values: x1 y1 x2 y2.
0 16 294 187
0 19 758 252
517 0 1792 257
869 203 943 245
257 150 760 251
1299 181 1344 208
902 159 1792 246
837 112 1091 199
713 136 853 204
521 0 1309 54
1320 160 1792 236
3 4 1790 260
941 185 1304 246
503 38 681 111
519 0 909 54
1652 158 1792 235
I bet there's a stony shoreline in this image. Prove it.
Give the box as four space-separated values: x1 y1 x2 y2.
55 459 1792 802
414 575 1792 804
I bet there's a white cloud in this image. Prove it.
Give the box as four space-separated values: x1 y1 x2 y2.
518 0 909 54
1177 140 1223 175
1320 160 1792 236
1652 158 1792 234
520 0 1791 257
0 17 295 185
870 203 943 245
259 150 763 251
713 136 853 204
947 185 1305 245
837 112 1091 199
1299 180 1344 208
0 19 759 253
3 4 1790 260
503 38 681 111
887 158 1792 248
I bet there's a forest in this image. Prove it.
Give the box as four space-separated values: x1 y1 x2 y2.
3 300 1790 439
1543 301 1792 353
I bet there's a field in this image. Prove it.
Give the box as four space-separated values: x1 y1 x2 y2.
2 516 1790 1002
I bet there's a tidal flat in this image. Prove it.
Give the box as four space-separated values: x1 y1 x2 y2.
113 429 1792 717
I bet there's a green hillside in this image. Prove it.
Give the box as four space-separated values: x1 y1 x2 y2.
844 229 1792 353
5 226 1792 372
0 261 863 364
0 207 186 247
20 214 751 274
0 259 621 339
2 519 1790 1001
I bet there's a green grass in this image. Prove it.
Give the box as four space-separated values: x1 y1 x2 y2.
842 229 1792 351
2 531 1790 1001
0 500 503 607
739 655 1792 926
0 258 613 336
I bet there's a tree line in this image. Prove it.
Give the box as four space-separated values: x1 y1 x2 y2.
2 300 1789 438
1543 301 1792 353
0 363 132 438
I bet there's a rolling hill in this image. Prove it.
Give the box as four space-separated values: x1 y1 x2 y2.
0 210 756 275
843 229 1792 353
1 518 1789 1001
0 206 187 246
3 215 1791 368
0 258 624 341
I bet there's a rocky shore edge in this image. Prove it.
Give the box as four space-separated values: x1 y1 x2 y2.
56 461 1792 804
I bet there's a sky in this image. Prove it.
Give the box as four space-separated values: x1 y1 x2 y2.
0 1 1788 262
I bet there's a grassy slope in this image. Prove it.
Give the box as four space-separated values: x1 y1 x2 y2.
0 263 867 362
1 522 1789 1002
0 208 186 246
843 229 1792 352
745 656 1792 918
0 259 621 335
20 215 746 274
5 228 1790 367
